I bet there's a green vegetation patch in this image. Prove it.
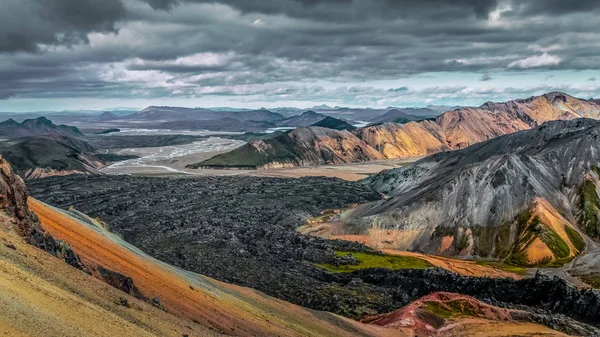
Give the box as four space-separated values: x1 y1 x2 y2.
579 179 600 239
564 226 586 252
315 251 433 273
539 226 571 260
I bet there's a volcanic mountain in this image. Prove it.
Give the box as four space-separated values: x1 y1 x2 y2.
192 92 600 169
0 117 84 139
328 119 600 266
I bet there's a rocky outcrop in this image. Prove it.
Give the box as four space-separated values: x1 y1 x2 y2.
192 92 600 169
335 119 600 265
97 266 144 298
0 155 86 270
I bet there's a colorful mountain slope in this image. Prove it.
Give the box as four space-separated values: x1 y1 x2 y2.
191 92 600 169
335 119 599 265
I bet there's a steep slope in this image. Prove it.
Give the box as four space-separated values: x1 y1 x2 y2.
0 135 105 179
190 92 600 169
337 119 600 265
192 126 385 169
0 117 83 139
311 116 357 130
26 202 400 337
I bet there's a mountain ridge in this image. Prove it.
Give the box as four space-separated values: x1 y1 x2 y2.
191 92 600 169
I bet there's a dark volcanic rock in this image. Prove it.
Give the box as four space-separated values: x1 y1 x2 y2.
98 266 143 299
28 174 600 331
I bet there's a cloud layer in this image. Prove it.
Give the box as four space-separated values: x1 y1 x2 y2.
1 0 600 108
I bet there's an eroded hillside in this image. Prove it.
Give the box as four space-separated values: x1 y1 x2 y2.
333 119 600 267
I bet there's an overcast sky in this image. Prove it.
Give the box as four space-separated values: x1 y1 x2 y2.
1 0 599 111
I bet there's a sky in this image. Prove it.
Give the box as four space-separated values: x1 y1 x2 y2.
1 0 600 112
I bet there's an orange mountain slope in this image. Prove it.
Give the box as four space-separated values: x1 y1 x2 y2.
27 198 402 337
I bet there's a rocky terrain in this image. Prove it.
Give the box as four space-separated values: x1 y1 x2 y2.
192 92 600 169
318 119 598 270
28 175 600 335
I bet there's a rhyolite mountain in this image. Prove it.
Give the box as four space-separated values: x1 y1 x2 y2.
334 118 600 266
0 117 84 139
192 92 600 169
190 126 385 169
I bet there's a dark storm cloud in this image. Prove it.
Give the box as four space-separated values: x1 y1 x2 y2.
0 0 126 52
1 0 600 103
144 0 498 20
518 0 600 15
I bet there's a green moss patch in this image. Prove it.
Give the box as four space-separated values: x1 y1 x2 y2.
315 251 433 273
579 179 600 239
564 226 586 252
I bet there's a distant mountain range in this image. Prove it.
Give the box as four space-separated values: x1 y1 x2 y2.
0 105 447 133
0 117 83 138
192 92 600 169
